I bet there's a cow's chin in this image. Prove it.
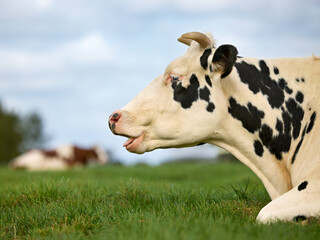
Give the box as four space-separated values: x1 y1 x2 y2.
121 130 205 154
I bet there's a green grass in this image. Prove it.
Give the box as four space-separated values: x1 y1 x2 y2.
0 162 319 239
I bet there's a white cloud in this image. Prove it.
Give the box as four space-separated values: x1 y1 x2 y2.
0 0 54 18
0 77 59 92
118 0 318 24
0 33 115 74
0 48 59 73
32 0 54 10
118 0 277 13
62 34 115 65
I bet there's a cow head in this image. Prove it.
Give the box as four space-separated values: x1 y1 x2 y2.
109 32 238 154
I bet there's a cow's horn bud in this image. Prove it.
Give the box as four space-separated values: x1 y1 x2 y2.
178 32 212 48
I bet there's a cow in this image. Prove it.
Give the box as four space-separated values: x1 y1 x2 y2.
10 145 108 170
108 32 320 223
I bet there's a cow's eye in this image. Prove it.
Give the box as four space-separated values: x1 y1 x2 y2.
165 74 182 85
170 75 181 82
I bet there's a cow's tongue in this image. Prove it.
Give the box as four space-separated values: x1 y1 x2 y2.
123 137 135 147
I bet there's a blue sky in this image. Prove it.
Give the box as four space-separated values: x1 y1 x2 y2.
0 0 319 164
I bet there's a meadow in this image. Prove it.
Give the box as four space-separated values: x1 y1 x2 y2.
0 162 319 239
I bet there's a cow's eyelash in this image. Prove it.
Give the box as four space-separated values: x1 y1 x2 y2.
165 74 182 85
170 75 180 81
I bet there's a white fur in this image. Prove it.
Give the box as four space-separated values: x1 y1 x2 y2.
10 150 67 171
56 145 74 160
93 145 109 164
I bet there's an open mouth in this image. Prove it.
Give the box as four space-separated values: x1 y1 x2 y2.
122 133 145 152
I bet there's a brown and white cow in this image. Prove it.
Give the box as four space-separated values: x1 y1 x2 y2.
109 32 320 223
10 145 108 170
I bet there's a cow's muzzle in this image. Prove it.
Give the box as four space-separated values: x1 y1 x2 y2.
108 110 122 134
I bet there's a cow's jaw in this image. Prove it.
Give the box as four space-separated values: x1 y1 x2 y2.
123 132 145 153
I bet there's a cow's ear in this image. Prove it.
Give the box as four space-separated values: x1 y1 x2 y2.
212 44 238 78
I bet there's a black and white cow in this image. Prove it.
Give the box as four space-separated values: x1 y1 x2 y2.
109 32 320 223
10 145 108 170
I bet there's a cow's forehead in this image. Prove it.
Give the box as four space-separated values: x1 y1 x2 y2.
165 47 206 76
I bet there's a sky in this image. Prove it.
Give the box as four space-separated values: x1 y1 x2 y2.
0 0 319 165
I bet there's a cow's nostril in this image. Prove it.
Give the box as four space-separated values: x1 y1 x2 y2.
109 111 122 132
109 111 122 122
111 111 121 120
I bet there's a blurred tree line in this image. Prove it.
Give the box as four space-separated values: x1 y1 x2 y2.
0 102 47 164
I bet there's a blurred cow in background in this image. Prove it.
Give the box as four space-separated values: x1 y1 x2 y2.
10 145 109 170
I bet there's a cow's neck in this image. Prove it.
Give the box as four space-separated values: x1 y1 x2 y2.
212 133 291 200
209 57 320 199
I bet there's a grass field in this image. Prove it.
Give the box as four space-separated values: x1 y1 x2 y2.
0 162 319 239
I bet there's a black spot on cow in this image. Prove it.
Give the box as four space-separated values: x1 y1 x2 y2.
172 74 215 113
228 98 265 133
307 111 316 134
200 49 212 70
205 75 212 87
199 86 215 113
285 98 304 139
257 124 290 160
255 111 292 160
207 102 215 112
295 78 306 83
199 86 210 102
293 215 307 222
235 60 285 108
254 140 264 157
259 104 306 160
273 67 279 75
278 78 293 95
295 91 304 104
298 181 308 191
292 125 307 164
292 112 317 164
172 74 199 109
291 139 303 164
282 111 292 135
276 119 283 133
259 124 273 147
274 129 292 158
